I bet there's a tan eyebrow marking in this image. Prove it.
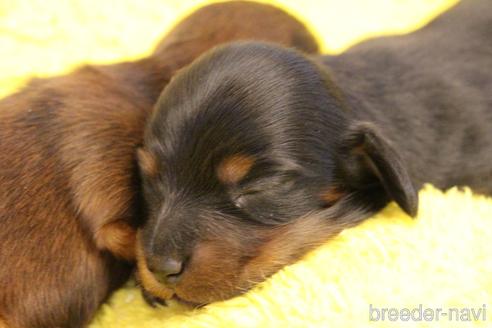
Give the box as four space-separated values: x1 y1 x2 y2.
137 148 158 177
320 186 345 205
217 154 255 185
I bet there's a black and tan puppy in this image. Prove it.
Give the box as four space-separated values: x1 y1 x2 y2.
137 0 491 306
0 2 318 327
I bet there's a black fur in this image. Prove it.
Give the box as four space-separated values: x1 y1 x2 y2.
138 0 491 304
323 0 492 194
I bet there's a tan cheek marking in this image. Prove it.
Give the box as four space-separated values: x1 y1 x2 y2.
217 154 255 185
242 215 343 282
191 242 219 265
135 232 174 300
175 239 246 303
137 148 158 177
242 223 307 280
320 186 345 205
94 221 136 261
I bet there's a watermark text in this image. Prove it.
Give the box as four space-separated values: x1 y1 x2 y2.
369 304 487 322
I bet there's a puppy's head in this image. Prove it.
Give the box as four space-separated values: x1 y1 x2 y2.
137 42 417 306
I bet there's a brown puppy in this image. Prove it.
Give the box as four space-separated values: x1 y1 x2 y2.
0 2 318 327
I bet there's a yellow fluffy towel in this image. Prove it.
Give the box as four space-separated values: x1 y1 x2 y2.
2 0 490 327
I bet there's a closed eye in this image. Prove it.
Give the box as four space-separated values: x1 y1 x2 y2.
233 195 245 209
232 191 259 209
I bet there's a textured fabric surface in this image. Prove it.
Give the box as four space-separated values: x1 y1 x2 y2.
3 0 491 327
0 0 459 98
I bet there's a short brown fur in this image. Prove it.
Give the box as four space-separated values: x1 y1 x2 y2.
95 221 137 261
0 2 319 326
0 317 9 328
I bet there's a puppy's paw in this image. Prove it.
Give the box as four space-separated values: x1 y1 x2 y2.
141 288 167 307
95 221 136 261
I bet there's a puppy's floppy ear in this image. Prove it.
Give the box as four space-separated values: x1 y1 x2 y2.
338 121 418 217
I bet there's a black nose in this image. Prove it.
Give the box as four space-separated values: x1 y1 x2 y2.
148 257 184 285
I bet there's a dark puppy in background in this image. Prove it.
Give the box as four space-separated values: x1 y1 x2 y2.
137 0 491 306
0 2 318 327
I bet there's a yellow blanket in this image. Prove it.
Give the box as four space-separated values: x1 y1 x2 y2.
2 1 491 327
